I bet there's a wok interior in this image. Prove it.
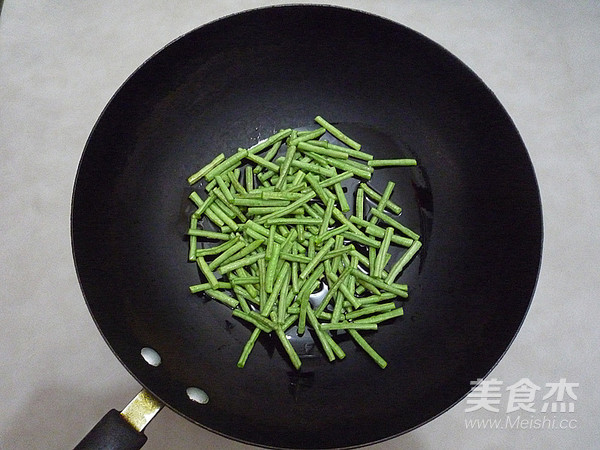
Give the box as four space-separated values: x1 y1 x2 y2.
71 6 542 449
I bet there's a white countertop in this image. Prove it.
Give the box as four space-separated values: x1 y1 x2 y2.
1 1 599 449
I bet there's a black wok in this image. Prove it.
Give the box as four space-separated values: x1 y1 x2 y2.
71 5 542 449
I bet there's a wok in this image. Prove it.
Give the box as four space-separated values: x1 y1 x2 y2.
71 5 543 449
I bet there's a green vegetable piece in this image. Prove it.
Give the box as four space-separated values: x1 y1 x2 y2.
246 152 281 173
354 306 404 324
232 309 272 333
315 265 353 316
297 141 349 159
254 190 316 224
297 263 325 335
349 215 414 247
277 267 292 323
307 140 373 161
342 231 381 249
186 229 232 240
187 153 226 185
355 187 365 221
247 129 292 155
320 157 372 180
357 292 397 306
208 239 246 271
299 238 335 280
369 181 395 225
287 127 326 146
367 158 417 167
334 182 350 212
218 252 266 275
204 289 238 308
205 149 249 181
359 182 402 214
196 256 218 288
262 262 290 317
373 227 394 278
304 173 335 205
189 281 232 293
314 115 362 150
237 327 261 368
348 329 387 368
214 175 234 203
231 198 290 207
230 276 260 286
195 238 241 257
253 140 283 174
318 171 354 189
265 242 281 293
317 198 335 239
385 240 422 284
315 224 350 246
369 208 420 240
264 217 322 226
245 166 254 192
222 239 265 267
320 322 378 331
274 324 301 370
352 268 408 297
345 302 397 320
227 170 247 194
332 207 366 236
306 307 335 362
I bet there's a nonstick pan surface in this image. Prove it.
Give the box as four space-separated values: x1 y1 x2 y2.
71 5 542 449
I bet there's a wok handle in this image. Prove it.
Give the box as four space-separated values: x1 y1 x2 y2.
74 409 147 450
74 389 163 450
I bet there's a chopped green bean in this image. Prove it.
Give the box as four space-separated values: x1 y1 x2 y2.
253 140 283 174
213 238 264 270
265 242 281 293
373 227 394 278
307 140 373 161
288 127 326 146
385 240 422 284
359 182 402 214
368 158 417 167
208 239 246 271
297 263 325 335
204 289 238 308
187 229 232 240
369 208 420 240
354 306 404 324
205 149 248 181
237 327 261 368
299 238 334 280
348 329 387 368
369 181 395 225
232 309 273 333
274 325 301 370
355 187 365 221
320 322 378 331
297 141 349 159
196 256 219 288
187 153 226 185
314 115 362 150
247 129 292 155
189 281 232 293
352 268 408 297
218 252 266 275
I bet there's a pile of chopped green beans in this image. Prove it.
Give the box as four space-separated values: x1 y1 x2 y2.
186 116 421 369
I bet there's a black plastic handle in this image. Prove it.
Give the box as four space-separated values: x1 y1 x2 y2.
74 409 147 450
